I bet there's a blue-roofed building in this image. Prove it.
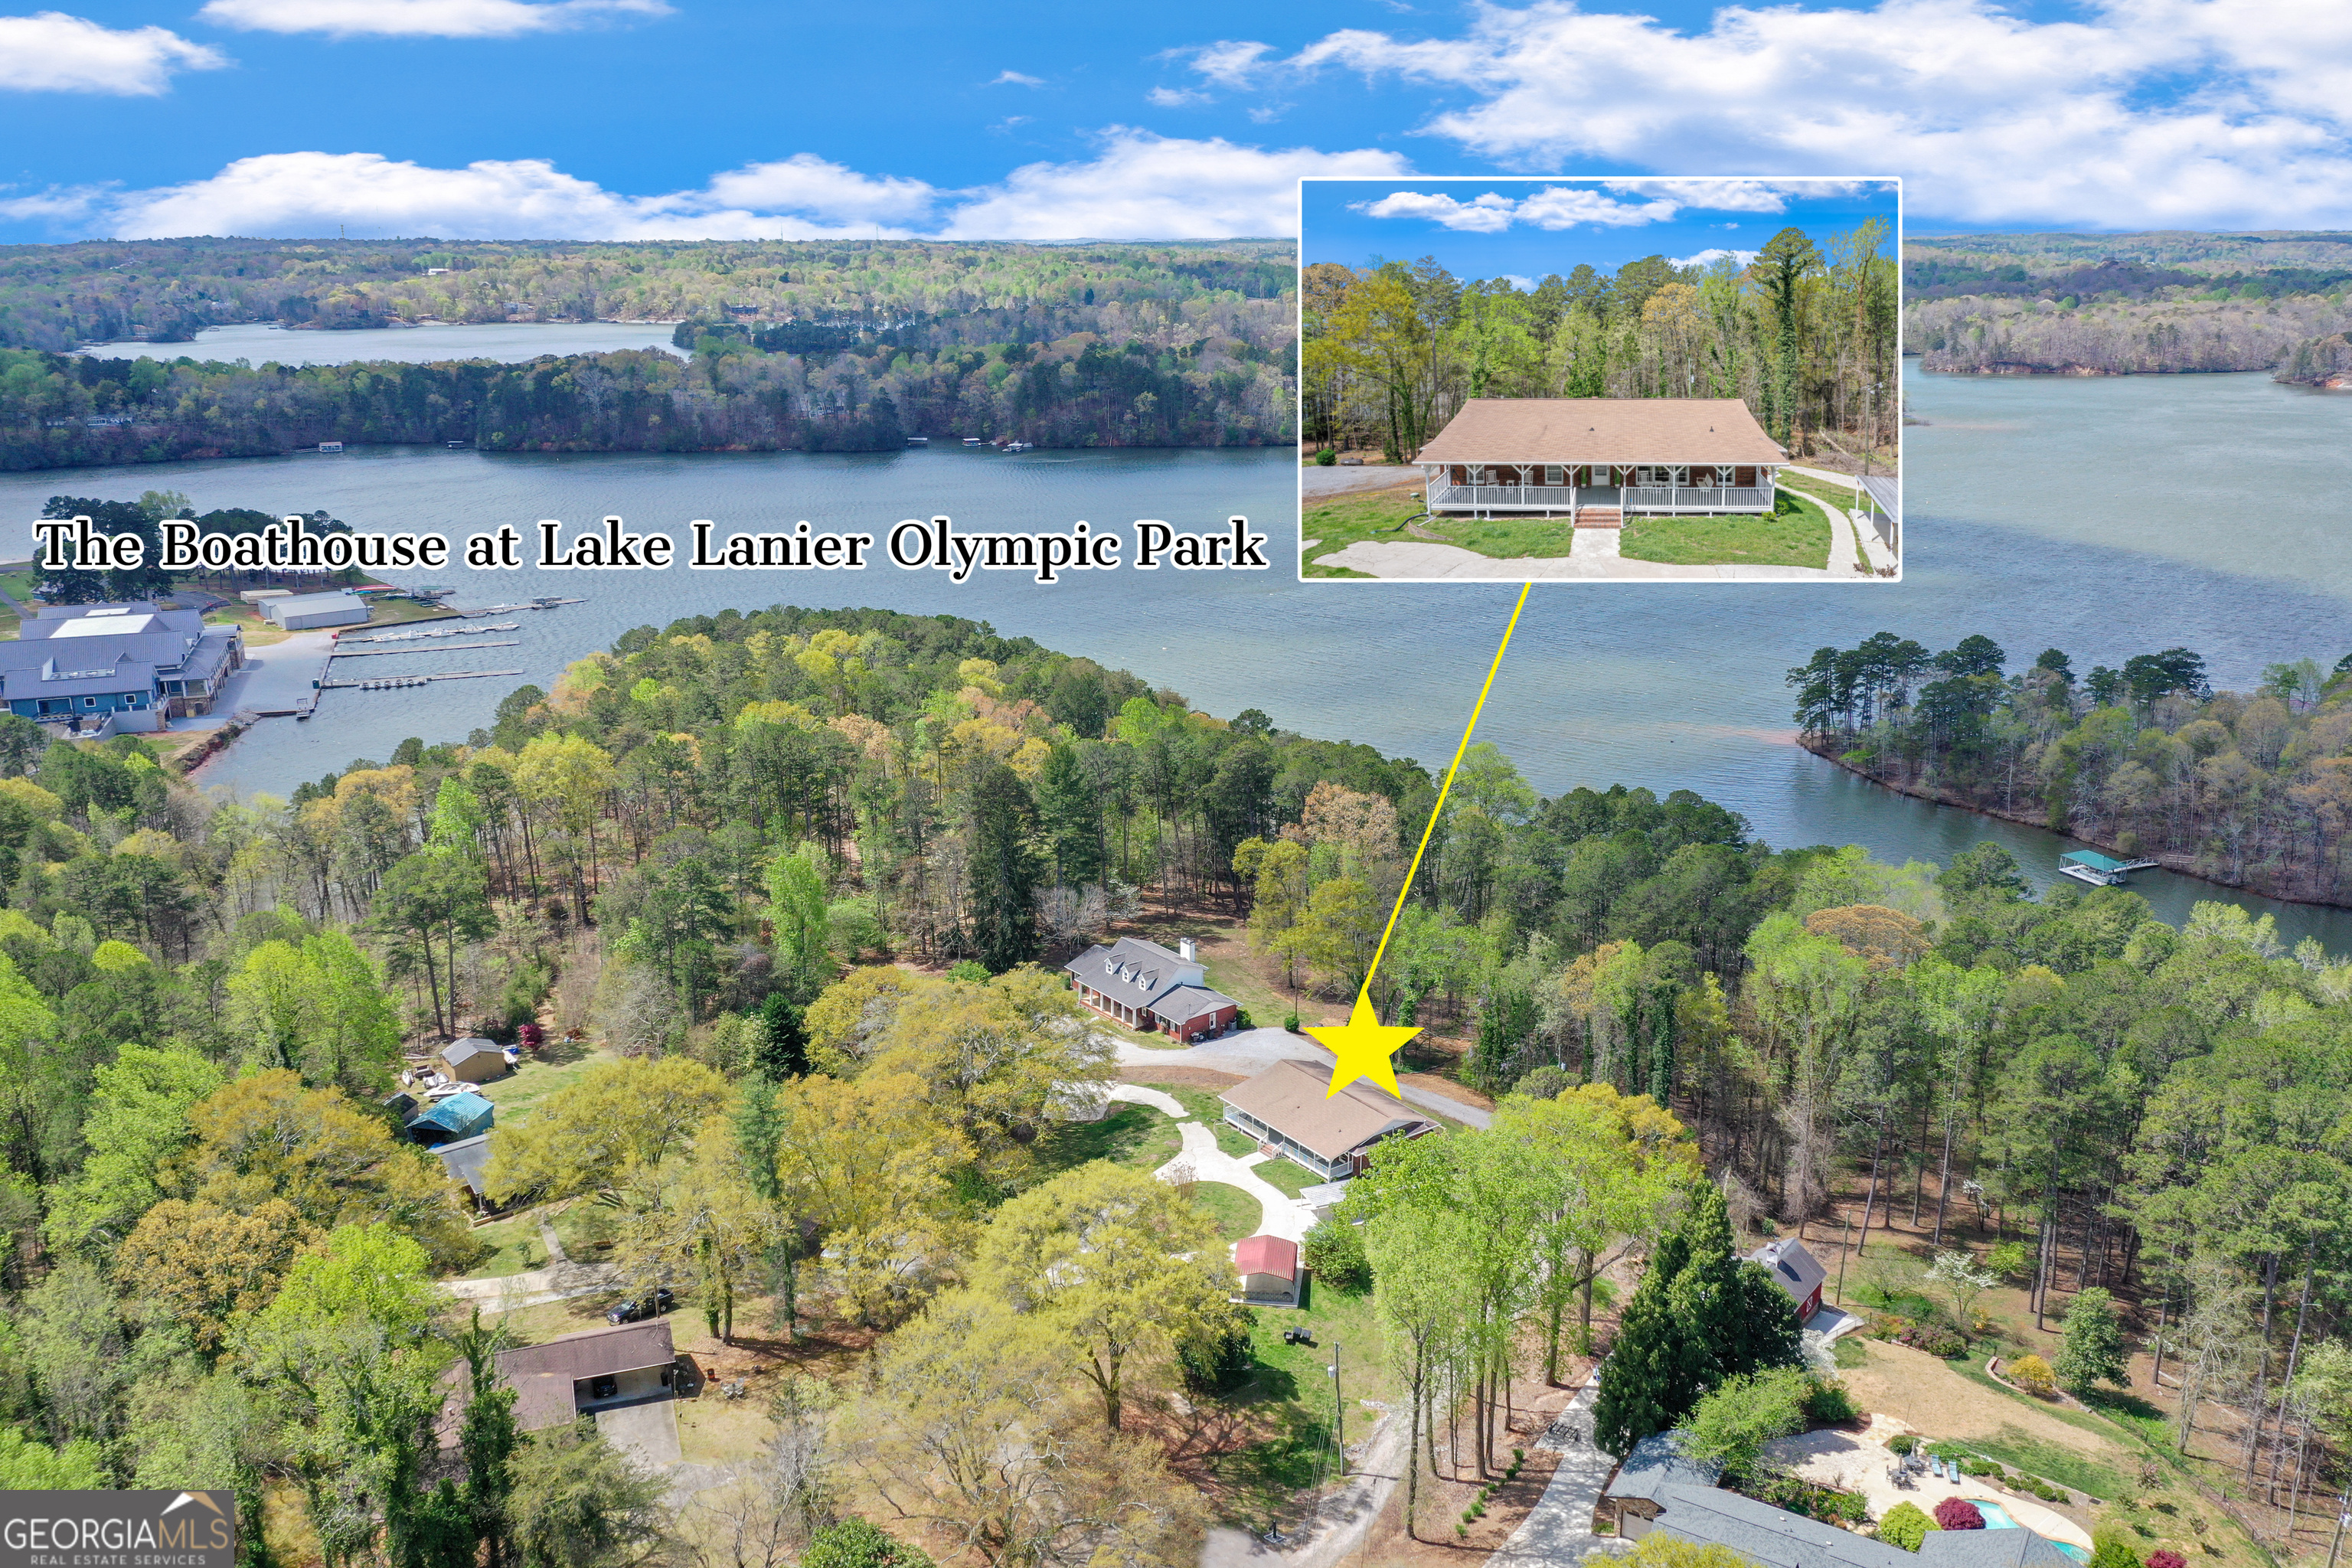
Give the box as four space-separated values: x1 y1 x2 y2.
1 602 243 720
408 1091 495 1147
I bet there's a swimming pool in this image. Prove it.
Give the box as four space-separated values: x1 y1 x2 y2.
1971 1500 2090 1562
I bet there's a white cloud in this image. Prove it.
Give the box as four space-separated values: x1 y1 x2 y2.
11 132 1411 243
0 11 225 94
1349 184 1681 231
989 69 1044 86
1499 273 1536 290
1515 186 1678 228
1147 86 1210 106
1187 39 1274 87
1357 190 1517 230
936 129 1409 240
197 0 668 38
701 154 936 226
1674 247 1760 268
1194 1 2352 227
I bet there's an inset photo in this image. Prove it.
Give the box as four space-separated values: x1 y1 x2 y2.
1299 176 1901 583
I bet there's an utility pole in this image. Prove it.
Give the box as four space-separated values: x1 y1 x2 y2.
2327 1484 2349 1568
1334 1342 1348 1471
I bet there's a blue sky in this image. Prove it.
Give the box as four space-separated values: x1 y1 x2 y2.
0 0 2346 243
1302 178 1900 283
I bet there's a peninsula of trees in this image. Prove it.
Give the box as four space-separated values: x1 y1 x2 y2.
1791 632 2352 906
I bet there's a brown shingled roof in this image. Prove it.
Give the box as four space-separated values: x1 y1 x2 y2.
1415 398 1786 466
1220 1060 1437 1164
495 1320 675 1430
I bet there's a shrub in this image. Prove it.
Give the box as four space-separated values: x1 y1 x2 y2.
1880 1502 1936 1552
1805 1377 1859 1424
1896 1323 1969 1358
2089 1533 2143 1568
1283 1013 1301 1031
802 1521 934 1568
1178 1310 1256 1392
1301 1220 1370 1293
1316 447 1338 466
1935 1499 1986 1531
945 960 991 983
2057 1289 2130 1394
2148 1551 2187 1568
2009 1354 2059 1396
1514 1064 1573 1099
1888 1435 1917 1456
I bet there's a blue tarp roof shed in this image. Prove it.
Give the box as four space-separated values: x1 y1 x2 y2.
410 1092 495 1142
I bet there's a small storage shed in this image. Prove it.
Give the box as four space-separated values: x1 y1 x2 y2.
1234 1233 1301 1298
1747 1236 1828 1321
263 591 368 630
408 1090 495 1148
442 1037 509 1082
434 1132 495 1207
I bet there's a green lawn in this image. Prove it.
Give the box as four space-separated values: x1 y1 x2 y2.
1299 485 1423 577
1776 469 1890 518
453 1210 550 1279
1204 1276 1396 1525
1249 1155 1318 1197
1193 1180 1265 1242
1620 491 1834 567
469 1042 612 1126
1301 485 1590 576
549 1200 619 1262
1031 1083 1249 1181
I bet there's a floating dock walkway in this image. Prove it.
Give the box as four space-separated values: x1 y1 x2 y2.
2059 849 2160 887
323 669 524 691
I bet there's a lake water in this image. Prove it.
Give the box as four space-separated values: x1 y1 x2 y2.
79 322 685 367
5 363 2350 953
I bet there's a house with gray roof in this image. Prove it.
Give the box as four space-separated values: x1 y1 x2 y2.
1626 1475 2085 1568
1062 935 1240 1041
1751 1236 1829 1321
2 602 243 720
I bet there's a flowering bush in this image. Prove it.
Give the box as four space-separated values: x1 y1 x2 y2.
2148 1551 2186 1568
2008 1354 2059 1397
1935 1498 1986 1531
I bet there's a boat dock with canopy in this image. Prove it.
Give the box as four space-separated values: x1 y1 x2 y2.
2060 848 2159 887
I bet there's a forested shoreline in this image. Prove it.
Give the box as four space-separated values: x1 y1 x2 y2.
1903 231 2352 380
1791 632 2352 906
0 238 1297 469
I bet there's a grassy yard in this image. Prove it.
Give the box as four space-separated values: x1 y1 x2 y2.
466 1040 612 1125
1620 491 1834 567
1202 1279 1396 1524
1299 485 1421 577
1192 1181 1263 1242
1249 1156 1318 1197
549 1199 620 1263
455 1210 550 1278
1776 469 1890 518
1029 1082 1252 1181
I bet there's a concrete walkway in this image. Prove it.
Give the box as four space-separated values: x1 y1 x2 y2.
1155 1121 1318 1243
1111 1027 1494 1130
1492 1382 1626 1567
1107 1083 1190 1119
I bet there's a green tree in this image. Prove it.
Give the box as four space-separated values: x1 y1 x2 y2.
965 761 1040 973
508 1424 671 1568
371 849 495 1037
2055 1286 2129 1394
1674 1365 1811 1482
801 1520 934 1568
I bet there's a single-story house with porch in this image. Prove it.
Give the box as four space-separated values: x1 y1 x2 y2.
1062 936 1240 1042
1749 1236 1828 1321
1234 1233 1301 1303
1415 397 1787 524
1220 1059 1439 1181
442 1037 511 1082
407 1090 495 1148
444 1320 680 1439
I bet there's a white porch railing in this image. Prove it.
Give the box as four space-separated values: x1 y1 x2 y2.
1622 485 1774 512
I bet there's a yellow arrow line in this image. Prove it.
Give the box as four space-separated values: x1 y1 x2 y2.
1355 581 1534 1015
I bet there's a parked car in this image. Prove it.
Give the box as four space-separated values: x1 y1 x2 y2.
606 1288 675 1325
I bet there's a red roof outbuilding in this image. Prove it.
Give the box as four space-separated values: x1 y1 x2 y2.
1234 1234 1299 1282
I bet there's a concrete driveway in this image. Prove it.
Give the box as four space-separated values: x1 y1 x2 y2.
595 1398 683 1472
1156 1121 1318 1243
1492 1382 1627 1567
1110 1026 1494 1130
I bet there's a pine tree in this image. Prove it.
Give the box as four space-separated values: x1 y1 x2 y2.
1034 742 1103 886
967 761 1041 972
1593 1261 1682 1457
754 994 808 1080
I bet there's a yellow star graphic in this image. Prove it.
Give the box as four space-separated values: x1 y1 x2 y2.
1305 995 1422 1099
